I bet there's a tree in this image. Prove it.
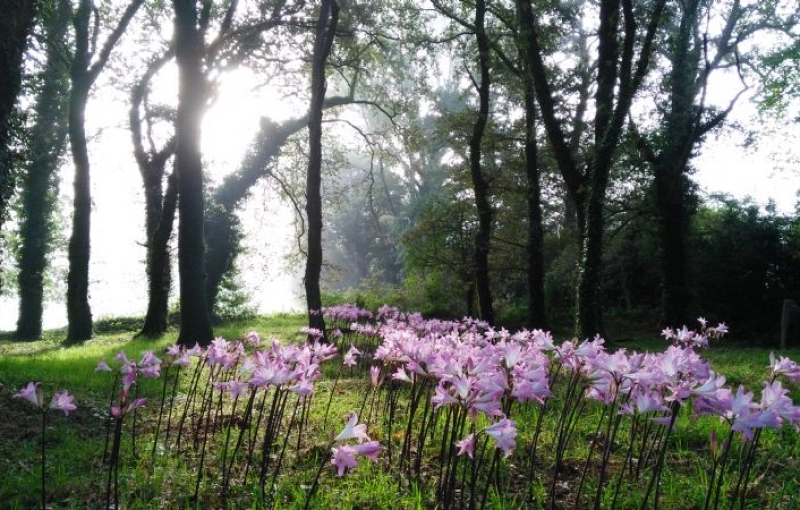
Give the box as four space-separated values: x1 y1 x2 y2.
429 0 498 324
15 0 71 340
172 0 213 347
0 0 37 232
527 0 666 338
467 0 495 325
65 0 144 343
129 50 177 338
631 0 800 326
305 0 340 334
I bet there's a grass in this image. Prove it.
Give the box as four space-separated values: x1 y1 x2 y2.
1 314 800 509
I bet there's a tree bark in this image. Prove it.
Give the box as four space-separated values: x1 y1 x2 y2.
0 0 37 229
130 50 178 338
304 0 339 334
469 0 495 325
16 0 71 340
173 0 213 347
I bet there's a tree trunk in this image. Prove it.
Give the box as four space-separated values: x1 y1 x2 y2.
0 0 37 228
205 204 240 320
130 50 177 338
65 64 94 343
65 0 144 344
138 170 177 337
173 0 213 347
576 186 606 339
517 0 547 330
528 0 665 339
655 169 689 326
16 0 71 340
469 0 494 325
304 0 339 334
652 0 700 327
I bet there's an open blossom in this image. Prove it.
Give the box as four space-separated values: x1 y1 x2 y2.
484 418 517 458
245 331 261 347
50 391 77 416
455 433 476 458
331 445 359 476
330 411 381 476
111 397 147 418
353 441 381 462
770 352 800 383
330 442 380 476
334 412 369 442
343 345 361 367
14 382 43 407
139 350 162 378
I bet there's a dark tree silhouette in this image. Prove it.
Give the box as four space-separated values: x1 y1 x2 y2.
65 0 144 343
467 0 495 325
129 50 177 338
516 0 548 330
172 0 214 347
305 0 339 334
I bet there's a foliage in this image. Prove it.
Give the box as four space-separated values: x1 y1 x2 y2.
693 196 800 342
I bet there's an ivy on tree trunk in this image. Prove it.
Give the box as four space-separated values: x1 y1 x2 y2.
16 0 71 340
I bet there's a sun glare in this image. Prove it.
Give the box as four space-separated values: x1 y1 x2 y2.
202 69 304 184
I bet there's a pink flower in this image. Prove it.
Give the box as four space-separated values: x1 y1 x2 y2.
334 412 369 442
353 441 381 462
95 359 112 372
111 397 147 418
370 366 382 388
331 445 359 476
770 352 800 383
245 331 261 347
343 345 361 367
49 391 77 416
455 434 476 458
392 366 413 383
484 418 517 458
226 380 250 399
289 379 314 397
14 382 43 407
139 350 162 378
